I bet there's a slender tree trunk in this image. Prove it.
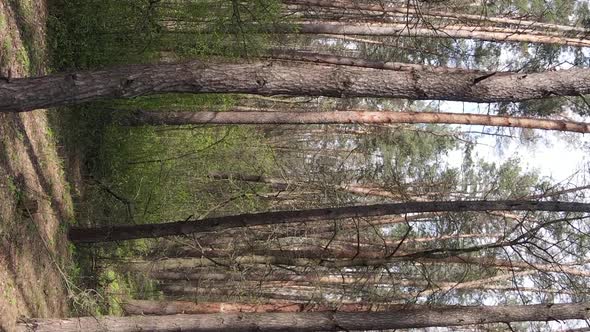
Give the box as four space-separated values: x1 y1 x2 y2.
419 256 590 278
268 49 485 73
4 61 590 112
125 110 590 133
197 213 434 243
284 0 590 34
147 269 528 293
293 22 590 47
208 172 431 201
121 299 380 315
69 200 590 243
176 231 501 256
167 21 588 44
417 271 534 297
126 250 590 277
161 284 317 302
17 303 590 332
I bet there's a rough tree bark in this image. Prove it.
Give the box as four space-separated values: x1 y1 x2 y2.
3 61 590 112
17 303 590 332
126 110 590 133
69 200 590 243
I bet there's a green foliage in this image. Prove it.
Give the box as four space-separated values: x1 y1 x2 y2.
161 0 284 58
47 0 282 70
360 124 459 181
93 123 274 224
460 157 539 199
47 0 282 313
110 93 235 111
47 0 158 69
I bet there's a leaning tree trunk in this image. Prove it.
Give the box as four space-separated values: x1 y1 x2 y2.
125 110 590 133
16 303 590 332
4 61 590 112
68 200 590 243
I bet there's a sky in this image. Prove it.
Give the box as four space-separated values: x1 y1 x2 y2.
440 101 590 188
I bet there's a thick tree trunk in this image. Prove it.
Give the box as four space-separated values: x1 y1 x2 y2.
294 22 590 47
126 110 590 133
284 0 590 34
69 200 590 243
17 303 590 331
4 61 590 112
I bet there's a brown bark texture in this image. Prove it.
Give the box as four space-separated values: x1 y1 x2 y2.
69 200 590 243
126 110 590 133
17 303 590 331
4 61 590 112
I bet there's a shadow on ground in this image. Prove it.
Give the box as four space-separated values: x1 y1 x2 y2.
0 0 75 331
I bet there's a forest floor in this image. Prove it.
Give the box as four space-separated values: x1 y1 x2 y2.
0 0 75 331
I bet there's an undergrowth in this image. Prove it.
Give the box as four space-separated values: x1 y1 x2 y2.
47 0 280 315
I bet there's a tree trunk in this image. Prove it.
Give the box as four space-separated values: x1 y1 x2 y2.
284 0 590 34
293 22 590 47
4 61 590 112
69 200 590 243
125 244 590 277
17 303 590 331
268 50 486 73
419 255 590 278
176 231 501 256
194 213 434 244
121 299 378 315
125 110 590 133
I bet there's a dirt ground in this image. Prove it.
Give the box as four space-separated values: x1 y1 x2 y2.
0 0 75 331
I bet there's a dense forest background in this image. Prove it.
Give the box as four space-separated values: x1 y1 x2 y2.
2 0 590 331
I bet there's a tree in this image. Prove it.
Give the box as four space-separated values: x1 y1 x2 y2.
283 0 590 35
68 200 590 243
268 49 487 72
17 303 590 332
290 22 590 47
126 110 590 133
121 299 378 315
4 61 590 112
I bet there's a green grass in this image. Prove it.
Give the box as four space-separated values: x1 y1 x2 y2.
8 0 45 74
47 0 281 315
1 36 12 67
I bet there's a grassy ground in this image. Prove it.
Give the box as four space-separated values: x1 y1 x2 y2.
40 0 278 317
0 0 278 322
0 0 75 331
